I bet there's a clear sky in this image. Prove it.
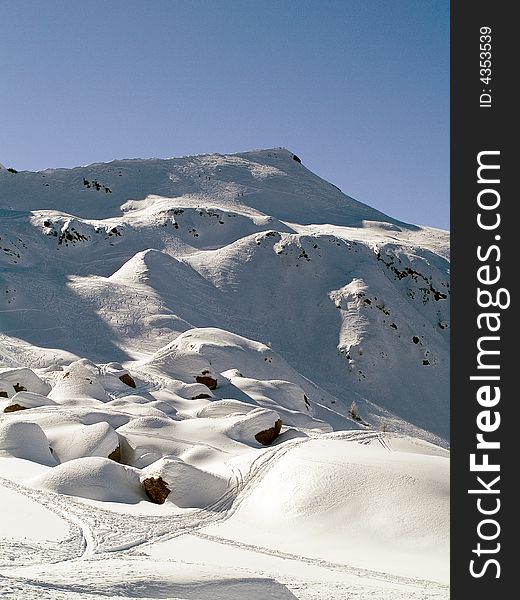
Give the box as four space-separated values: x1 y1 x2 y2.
0 0 449 229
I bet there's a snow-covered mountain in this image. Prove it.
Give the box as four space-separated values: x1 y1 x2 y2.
0 149 449 599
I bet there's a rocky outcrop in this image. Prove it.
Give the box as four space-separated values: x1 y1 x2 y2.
3 403 27 413
255 418 283 445
119 373 136 388
196 371 218 390
108 444 122 463
142 476 170 504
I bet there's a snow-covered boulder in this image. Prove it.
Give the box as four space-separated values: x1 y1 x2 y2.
29 457 144 502
46 421 120 463
0 368 51 398
3 391 57 413
226 407 283 446
0 421 55 466
142 456 228 508
116 417 183 468
98 363 138 392
196 399 257 419
49 360 108 403
105 396 176 419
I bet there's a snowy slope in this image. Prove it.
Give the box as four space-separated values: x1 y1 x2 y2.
0 148 449 599
0 148 449 439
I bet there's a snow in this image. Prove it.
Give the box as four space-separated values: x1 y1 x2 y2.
49 360 110 403
203 435 449 583
45 421 119 463
0 421 56 466
0 559 305 600
30 457 144 503
142 456 228 508
0 148 449 598
0 485 69 542
0 368 50 398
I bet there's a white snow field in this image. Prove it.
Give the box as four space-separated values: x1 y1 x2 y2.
0 149 449 598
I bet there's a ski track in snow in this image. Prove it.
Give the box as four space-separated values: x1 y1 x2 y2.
2 436 308 564
1 432 448 599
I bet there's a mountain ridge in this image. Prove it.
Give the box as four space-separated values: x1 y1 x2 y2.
0 147 449 443
0 147 426 228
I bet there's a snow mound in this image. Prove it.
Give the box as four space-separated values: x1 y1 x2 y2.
46 421 120 463
105 395 177 419
2 391 56 412
207 436 449 583
197 399 259 419
226 407 282 446
0 367 51 398
117 417 184 468
110 248 196 286
141 328 318 393
143 456 228 508
0 421 55 466
49 360 108 403
223 376 330 431
30 456 144 502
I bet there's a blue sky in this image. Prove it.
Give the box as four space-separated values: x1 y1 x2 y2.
0 0 449 229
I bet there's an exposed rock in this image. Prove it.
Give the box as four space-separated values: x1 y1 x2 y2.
108 445 121 463
13 383 27 393
191 393 212 400
143 476 170 504
3 403 27 413
255 418 283 445
196 372 218 390
119 373 136 388
0 391 8 398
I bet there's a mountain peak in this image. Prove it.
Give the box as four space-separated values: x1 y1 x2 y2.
0 148 410 229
